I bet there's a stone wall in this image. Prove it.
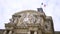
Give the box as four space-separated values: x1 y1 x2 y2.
0 29 60 34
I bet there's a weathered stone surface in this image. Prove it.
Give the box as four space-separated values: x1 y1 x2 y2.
0 8 56 34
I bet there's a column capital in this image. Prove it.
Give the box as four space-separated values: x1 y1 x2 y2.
3 30 7 34
34 31 37 34
9 30 12 34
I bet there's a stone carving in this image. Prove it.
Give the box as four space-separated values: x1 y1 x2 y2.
44 20 52 33
4 10 54 34
23 13 36 23
13 17 18 23
16 12 43 27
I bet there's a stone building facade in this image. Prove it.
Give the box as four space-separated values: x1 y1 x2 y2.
2 8 55 34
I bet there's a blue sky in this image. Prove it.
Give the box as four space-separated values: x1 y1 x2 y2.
0 0 60 31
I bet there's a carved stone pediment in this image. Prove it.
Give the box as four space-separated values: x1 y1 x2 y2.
12 10 44 26
4 9 54 34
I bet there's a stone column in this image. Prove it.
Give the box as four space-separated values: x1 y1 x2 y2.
9 30 12 34
28 31 30 34
34 31 37 34
3 30 7 34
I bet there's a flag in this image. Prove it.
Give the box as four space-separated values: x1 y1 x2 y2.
41 3 46 7
44 4 46 7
